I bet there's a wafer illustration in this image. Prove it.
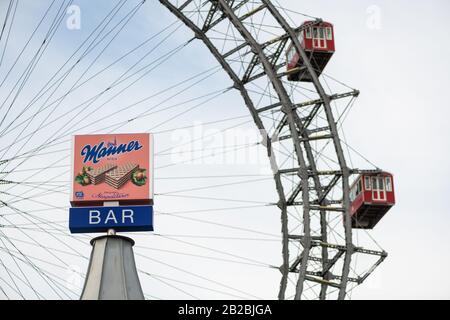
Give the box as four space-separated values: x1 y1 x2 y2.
86 163 117 185
105 163 139 189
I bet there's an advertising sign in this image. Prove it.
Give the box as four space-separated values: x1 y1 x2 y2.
69 205 153 233
71 133 153 207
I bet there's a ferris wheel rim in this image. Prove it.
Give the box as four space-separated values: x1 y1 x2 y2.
158 0 357 300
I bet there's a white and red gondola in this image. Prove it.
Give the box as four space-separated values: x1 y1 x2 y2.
286 21 335 82
350 172 396 229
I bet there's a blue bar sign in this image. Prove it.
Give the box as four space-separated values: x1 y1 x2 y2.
69 205 153 234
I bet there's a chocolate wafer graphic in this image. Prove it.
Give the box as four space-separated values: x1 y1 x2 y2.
86 163 117 185
105 162 139 189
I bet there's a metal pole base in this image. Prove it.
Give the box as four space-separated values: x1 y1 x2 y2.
81 235 144 300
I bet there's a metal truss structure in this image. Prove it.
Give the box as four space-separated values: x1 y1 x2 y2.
159 0 387 300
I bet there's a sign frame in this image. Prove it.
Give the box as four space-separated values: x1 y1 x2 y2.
70 133 154 207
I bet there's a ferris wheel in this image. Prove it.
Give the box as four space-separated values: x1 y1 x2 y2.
0 0 395 300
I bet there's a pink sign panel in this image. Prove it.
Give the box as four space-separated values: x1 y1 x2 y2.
71 133 153 206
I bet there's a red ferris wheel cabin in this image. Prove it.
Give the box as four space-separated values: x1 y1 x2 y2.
350 172 396 229
286 21 335 82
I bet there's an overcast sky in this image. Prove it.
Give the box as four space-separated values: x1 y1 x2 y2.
0 0 449 300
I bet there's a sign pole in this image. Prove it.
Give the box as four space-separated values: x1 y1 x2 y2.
80 235 145 300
